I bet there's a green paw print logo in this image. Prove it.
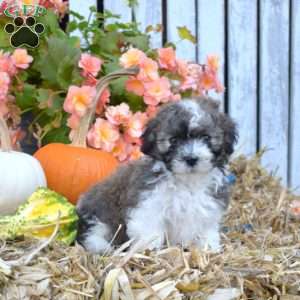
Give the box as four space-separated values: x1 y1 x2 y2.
4 16 45 48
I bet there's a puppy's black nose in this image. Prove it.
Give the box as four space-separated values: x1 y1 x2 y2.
184 157 198 167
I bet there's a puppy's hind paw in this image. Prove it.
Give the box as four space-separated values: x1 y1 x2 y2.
77 219 112 254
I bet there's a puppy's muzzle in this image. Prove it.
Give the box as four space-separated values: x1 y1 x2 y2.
184 156 199 167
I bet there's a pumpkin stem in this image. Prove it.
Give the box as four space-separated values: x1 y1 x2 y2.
0 116 12 152
71 67 139 147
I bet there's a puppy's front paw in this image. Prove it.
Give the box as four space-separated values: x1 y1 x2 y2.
145 234 165 250
196 229 222 252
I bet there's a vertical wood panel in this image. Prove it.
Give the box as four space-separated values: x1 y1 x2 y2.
197 0 225 107
69 0 97 19
228 1 257 156
104 0 132 23
259 0 290 184
135 1 162 49
290 0 300 192
167 0 196 61
69 0 97 38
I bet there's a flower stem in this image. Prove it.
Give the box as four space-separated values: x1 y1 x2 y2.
0 116 12 152
71 67 139 148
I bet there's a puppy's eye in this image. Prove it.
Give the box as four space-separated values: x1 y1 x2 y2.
169 137 178 144
202 135 210 142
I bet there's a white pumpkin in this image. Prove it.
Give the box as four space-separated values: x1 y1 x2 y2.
0 117 47 215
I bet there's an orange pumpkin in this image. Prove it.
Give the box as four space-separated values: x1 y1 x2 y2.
34 68 139 204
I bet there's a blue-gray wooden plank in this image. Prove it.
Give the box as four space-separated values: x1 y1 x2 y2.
197 0 225 108
228 1 257 156
104 0 132 23
135 0 162 49
167 0 197 61
290 0 300 192
259 0 290 185
69 0 97 38
69 0 96 19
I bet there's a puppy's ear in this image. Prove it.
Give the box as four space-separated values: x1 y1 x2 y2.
221 114 238 156
141 118 160 157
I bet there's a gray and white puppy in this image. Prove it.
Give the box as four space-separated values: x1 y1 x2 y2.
76 97 237 253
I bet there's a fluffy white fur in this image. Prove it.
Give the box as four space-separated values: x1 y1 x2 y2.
83 220 112 253
126 164 223 250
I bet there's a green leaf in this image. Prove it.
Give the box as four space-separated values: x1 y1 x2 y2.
103 60 121 74
78 21 89 31
16 84 37 110
34 36 81 88
89 6 97 13
127 0 139 8
57 56 81 89
164 42 177 49
93 31 123 55
146 25 154 33
125 92 144 112
36 88 51 103
103 9 121 20
69 10 85 20
42 125 70 144
177 26 196 44
0 29 11 50
124 34 149 51
37 10 61 34
36 89 64 116
67 20 78 33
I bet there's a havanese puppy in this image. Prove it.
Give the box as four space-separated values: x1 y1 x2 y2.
76 97 237 253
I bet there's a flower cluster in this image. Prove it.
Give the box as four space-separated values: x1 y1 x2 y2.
64 48 223 163
179 55 224 94
0 49 33 147
38 0 68 17
122 47 223 113
121 48 177 109
64 53 146 162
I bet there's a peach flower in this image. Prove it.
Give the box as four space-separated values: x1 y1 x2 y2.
112 137 130 162
83 73 98 86
138 57 159 82
126 112 148 138
11 49 33 69
0 51 16 76
214 78 225 93
0 72 10 100
120 48 146 68
105 103 132 126
144 77 172 105
158 47 177 71
199 71 217 91
180 76 198 91
176 58 189 78
64 85 96 117
146 105 158 118
206 55 220 72
78 53 102 77
87 118 120 152
67 114 81 129
125 77 145 96
51 0 68 15
123 132 142 146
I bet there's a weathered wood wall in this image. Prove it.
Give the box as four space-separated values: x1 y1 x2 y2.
69 0 300 192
